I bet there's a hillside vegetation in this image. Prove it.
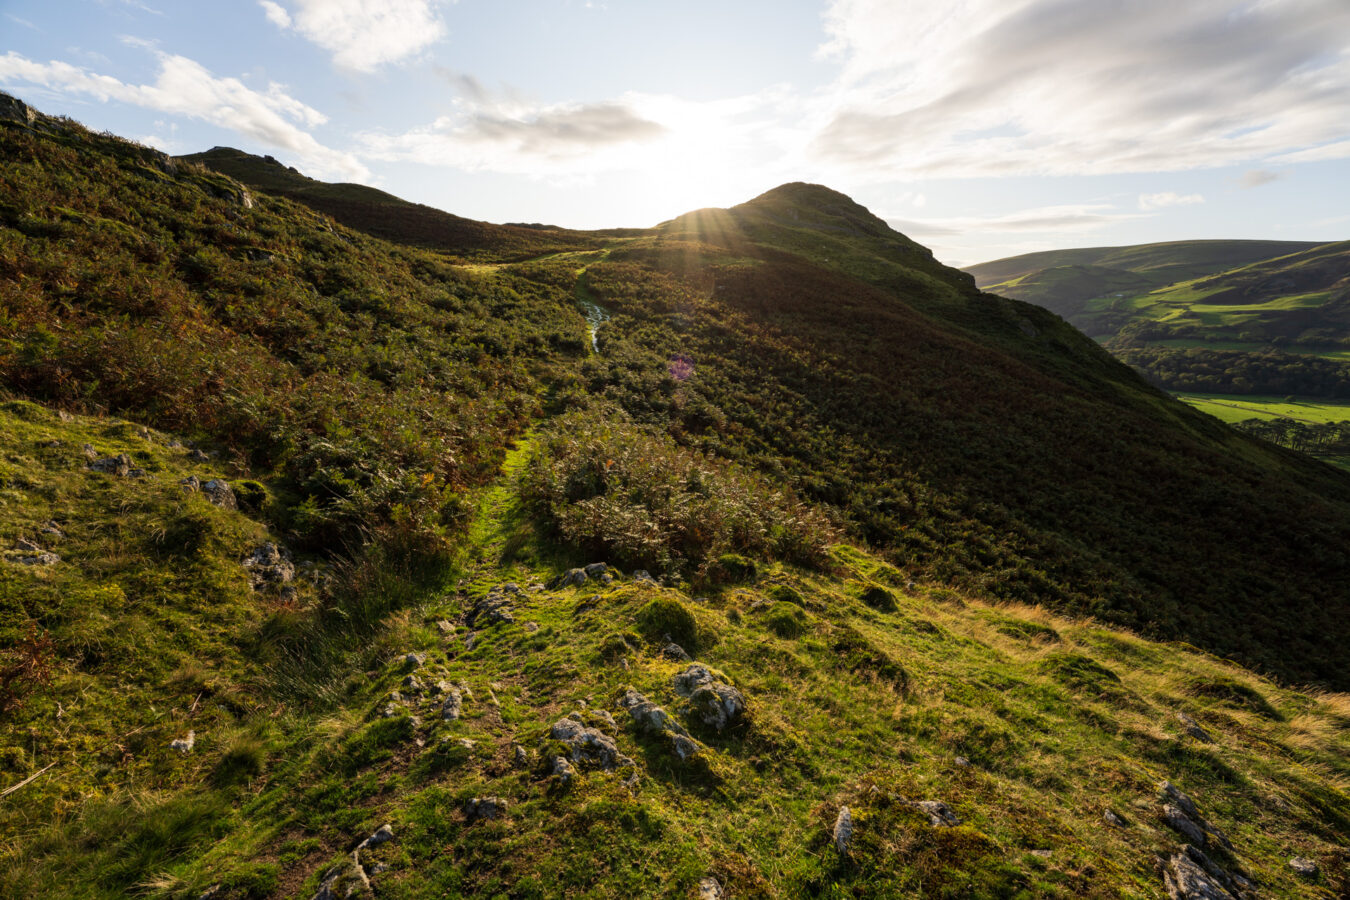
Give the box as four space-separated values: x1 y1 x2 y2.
2 93 1349 898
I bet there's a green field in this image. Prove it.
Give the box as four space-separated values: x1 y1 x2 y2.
1175 393 1350 424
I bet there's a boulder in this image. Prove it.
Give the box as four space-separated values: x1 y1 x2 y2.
88 453 132 477
242 542 295 589
1176 712 1212 742
357 824 394 849
549 568 588 590
201 479 237 510
441 690 463 721
673 664 746 732
697 876 723 900
550 716 634 771
584 562 608 578
1289 856 1318 878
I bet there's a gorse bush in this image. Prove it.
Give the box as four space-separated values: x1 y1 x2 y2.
520 407 835 576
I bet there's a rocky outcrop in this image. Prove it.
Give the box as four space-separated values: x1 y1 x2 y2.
550 715 634 772
833 806 854 853
617 688 701 760
242 542 295 589
673 665 746 732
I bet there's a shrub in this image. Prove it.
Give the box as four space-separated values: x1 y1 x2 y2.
520 407 835 577
636 598 705 653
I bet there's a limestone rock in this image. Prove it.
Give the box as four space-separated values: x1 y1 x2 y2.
468 589 516 627
464 797 508 822
1289 856 1318 878
441 689 463 721
1158 782 1231 850
242 542 295 589
312 853 371 900
1103 808 1128 827
88 453 132 477
833 806 854 853
550 717 634 771
1177 712 1212 742
697 876 723 900
170 731 195 755
201 479 237 510
662 642 692 662
584 562 608 578
673 664 746 732
1161 848 1241 900
357 824 394 849
549 568 588 590
912 799 960 827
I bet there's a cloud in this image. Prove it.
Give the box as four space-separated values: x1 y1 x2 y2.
888 203 1140 239
0 51 367 180
1239 169 1281 188
359 87 689 174
1138 191 1204 210
813 0 1350 179
259 0 450 72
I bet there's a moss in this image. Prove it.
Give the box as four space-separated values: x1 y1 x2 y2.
762 601 809 638
859 584 897 612
636 597 704 652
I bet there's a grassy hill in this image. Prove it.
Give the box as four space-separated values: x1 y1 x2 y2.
2 93 1350 897
177 147 602 262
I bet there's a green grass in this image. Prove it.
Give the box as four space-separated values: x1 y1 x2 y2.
1176 393 1350 424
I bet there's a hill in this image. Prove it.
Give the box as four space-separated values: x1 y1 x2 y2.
2 93 1349 897
177 147 601 261
966 239 1321 323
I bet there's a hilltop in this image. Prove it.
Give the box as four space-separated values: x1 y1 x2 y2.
1 93 1349 898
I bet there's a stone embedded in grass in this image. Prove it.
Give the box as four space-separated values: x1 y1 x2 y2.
169 731 195 755
403 652 425 669
697 876 723 900
662 642 692 662
1289 857 1318 878
911 799 960 828
87 453 132 476
617 688 702 759
549 568 588 590
1157 782 1231 851
1162 845 1252 899
673 664 746 732
200 479 236 509
441 689 463 721
833 806 854 853
584 562 608 578
550 716 634 771
311 852 371 900
1103 808 1128 827
551 755 575 784
464 797 508 823
1176 712 1212 742
242 542 294 590
357 824 394 849
468 588 517 627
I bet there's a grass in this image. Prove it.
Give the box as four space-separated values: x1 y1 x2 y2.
1175 393 1350 425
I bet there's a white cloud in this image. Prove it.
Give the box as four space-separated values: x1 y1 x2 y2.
1240 169 1281 188
1138 191 1204 210
259 0 450 72
889 203 1139 239
813 0 1350 179
0 50 367 180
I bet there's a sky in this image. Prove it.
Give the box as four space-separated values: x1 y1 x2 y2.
2 0 1349 266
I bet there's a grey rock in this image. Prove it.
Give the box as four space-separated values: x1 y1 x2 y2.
404 652 425 669
180 475 200 493
0 92 38 126
242 542 295 589
524 621 540 632
584 562 608 578
662 642 692 662
88 453 132 476
40 521 64 538
954 756 970 767
513 744 530 767
189 448 210 463
435 619 455 636
1162 850 1238 900
500 582 520 594
550 568 588 589
468 592 515 627
13 550 60 566
833 806 854 853
402 675 423 693
1163 805 1209 847
673 664 746 732
1289 856 1318 878
633 569 658 585
357 824 394 849
14 539 40 553
311 852 371 900
697 876 723 900
1103 808 1128 827
201 479 237 510
169 731 195 755
441 689 463 721
1177 712 1212 742
618 689 689 737
1030 849 1052 858
430 679 452 695
551 755 575 783
550 717 634 771
913 799 960 827
464 797 508 822
81 443 98 460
